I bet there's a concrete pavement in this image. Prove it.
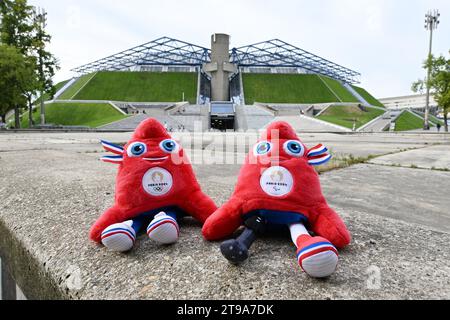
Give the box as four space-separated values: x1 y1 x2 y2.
1 130 448 155
320 164 450 233
0 131 449 299
368 145 450 170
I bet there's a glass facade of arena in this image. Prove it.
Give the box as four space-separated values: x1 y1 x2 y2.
72 36 360 84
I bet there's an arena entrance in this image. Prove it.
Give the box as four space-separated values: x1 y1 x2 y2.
210 102 235 131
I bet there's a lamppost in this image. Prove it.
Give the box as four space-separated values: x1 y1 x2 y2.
33 7 48 126
423 9 440 130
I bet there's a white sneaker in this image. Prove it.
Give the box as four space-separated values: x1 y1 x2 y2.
147 212 179 244
101 221 136 252
297 236 339 278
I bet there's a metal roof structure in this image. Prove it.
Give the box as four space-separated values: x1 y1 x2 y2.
72 36 360 83
71 37 211 74
230 39 360 83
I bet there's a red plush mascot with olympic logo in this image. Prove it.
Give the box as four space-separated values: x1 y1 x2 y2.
202 121 351 278
90 118 217 252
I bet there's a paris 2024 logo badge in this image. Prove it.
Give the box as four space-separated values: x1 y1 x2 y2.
142 167 173 196
260 166 294 197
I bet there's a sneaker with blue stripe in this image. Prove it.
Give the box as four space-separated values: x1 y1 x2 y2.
147 212 179 244
101 220 136 252
296 235 339 278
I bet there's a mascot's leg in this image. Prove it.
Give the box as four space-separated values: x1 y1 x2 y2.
290 223 339 278
90 206 130 243
146 211 179 245
202 197 244 241
220 216 266 264
182 190 218 224
310 204 351 249
100 220 137 253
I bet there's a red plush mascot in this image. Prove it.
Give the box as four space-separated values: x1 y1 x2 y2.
202 121 351 278
90 118 217 252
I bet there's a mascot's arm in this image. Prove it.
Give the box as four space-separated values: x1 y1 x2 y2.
309 204 351 249
183 190 218 224
89 206 124 243
202 196 244 241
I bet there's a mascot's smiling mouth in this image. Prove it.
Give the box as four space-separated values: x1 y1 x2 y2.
268 156 291 164
144 157 169 162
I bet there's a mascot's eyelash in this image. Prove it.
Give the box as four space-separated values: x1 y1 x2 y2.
307 144 332 166
100 140 124 164
308 154 332 166
101 155 124 164
307 144 328 157
101 140 124 155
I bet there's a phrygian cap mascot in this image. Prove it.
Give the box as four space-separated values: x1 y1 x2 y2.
90 118 217 252
202 121 351 278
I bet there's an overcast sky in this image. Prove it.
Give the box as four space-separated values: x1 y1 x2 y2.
28 0 449 98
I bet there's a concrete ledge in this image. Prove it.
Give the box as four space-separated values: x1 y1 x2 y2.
1 133 450 299
0 219 67 299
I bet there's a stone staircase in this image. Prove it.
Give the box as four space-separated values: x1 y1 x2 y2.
267 115 351 132
235 105 274 130
358 110 402 132
98 114 180 131
169 105 209 132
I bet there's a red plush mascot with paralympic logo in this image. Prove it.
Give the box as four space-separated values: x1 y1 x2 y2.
90 118 217 252
202 121 351 278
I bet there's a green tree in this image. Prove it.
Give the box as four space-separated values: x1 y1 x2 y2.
0 0 59 127
0 0 34 53
30 8 59 125
0 44 37 126
412 53 450 132
1 0 34 127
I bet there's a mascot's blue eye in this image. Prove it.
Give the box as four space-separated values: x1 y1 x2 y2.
284 140 304 157
127 142 147 157
253 141 272 156
160 139 179 153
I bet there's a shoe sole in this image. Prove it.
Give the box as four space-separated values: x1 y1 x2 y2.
300 250 338 278
147 218 179 244
101 227 135 252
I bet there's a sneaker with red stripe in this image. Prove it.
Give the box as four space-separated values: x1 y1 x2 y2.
296 235 339 278
147 212 179 245
101 221 136 252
